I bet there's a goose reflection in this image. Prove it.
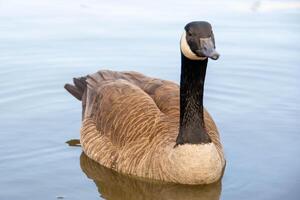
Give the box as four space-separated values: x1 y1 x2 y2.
80 152 222 200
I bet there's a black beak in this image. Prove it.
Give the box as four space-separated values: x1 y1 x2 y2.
195 37 220 60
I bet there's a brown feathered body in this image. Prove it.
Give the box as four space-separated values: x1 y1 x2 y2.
69 70 225 184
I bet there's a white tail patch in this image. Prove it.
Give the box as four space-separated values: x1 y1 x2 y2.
180 31 206 61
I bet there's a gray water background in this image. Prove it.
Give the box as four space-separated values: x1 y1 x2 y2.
0 0 300 199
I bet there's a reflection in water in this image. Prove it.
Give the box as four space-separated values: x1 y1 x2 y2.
80 153 222 200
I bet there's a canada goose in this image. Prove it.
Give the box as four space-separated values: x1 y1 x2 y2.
65 21 225 185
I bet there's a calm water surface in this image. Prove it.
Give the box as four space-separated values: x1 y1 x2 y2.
0 0 299 199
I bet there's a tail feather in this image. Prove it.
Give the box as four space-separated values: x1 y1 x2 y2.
64 76 87 101
73 77 87 93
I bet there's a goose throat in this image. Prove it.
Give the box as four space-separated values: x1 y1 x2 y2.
176 53 211 145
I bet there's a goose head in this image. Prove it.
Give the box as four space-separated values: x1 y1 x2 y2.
180 21 220 61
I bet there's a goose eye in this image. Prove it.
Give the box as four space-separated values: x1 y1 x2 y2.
188 32 192 37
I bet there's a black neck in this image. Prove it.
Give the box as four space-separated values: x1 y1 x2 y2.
176 53 211 145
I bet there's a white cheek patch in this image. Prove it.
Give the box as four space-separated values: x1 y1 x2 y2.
180 31 206 60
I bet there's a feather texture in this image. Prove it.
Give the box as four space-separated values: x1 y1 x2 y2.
67 70 225 184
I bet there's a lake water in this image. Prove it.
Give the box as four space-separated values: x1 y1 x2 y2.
0 0 299 199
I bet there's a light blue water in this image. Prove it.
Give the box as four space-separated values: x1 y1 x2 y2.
0 0 300 199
